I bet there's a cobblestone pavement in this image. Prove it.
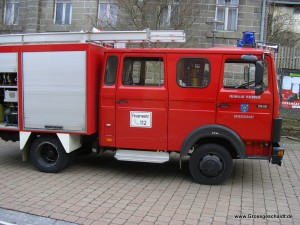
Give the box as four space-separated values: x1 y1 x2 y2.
0 208 76 225
0 138 299 225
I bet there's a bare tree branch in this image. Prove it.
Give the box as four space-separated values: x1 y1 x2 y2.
267 3 300 47
94 0 202 47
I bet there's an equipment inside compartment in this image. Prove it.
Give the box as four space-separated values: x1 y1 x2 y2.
0 72 18 127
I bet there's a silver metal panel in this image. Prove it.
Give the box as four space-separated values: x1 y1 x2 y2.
0 30 186 44
89 31 148 42
0 53 18 72
115 150 170 163
23 51 86 131
149 30 186 43
0 36 22 44
23 33 91 43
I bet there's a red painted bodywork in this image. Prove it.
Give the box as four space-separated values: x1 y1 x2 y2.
100 47 280 157
0 43 103 135
0 43 280 158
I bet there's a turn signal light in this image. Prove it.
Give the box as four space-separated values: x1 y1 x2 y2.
277 150 284 156
106 137 113 142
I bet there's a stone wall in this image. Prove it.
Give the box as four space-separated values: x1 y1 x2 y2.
0 0 264 48
39 0 98 32
200 0 263 47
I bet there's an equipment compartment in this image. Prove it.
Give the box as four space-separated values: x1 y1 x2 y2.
0 53 19 128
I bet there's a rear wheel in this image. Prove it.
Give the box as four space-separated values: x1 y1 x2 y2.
189 144 233 185
30 136 70 173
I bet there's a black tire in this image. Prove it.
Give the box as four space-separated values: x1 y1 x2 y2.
30 136 70 173
189 144 233 185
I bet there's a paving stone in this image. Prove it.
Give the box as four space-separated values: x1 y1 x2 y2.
0 208 77 225
0 139 299 224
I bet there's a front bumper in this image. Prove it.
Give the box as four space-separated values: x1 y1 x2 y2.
271 142 285 166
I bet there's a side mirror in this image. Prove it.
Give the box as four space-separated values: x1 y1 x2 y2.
255 61 264 95
255 61 264 85
244 66 249 82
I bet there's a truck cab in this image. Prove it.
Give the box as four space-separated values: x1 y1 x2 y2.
100 47 284 184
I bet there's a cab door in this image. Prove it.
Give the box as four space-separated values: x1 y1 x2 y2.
115 54 168 150
100 55 119 147
216 55 274 142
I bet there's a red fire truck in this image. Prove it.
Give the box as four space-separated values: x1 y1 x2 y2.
0 30 284 184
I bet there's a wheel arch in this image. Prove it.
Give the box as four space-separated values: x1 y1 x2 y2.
180 124 246 159
20 132 82 161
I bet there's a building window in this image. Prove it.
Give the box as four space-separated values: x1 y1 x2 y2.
98 2 118 27
159 0 179 28
122 57 164 86
4 0 20 25
54 0 72 25
177 58 210 88
215 0 239 31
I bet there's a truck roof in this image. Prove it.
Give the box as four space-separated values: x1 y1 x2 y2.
0 42 273 56
105 46 273 55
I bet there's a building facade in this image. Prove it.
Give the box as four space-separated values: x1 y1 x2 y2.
0 0 266 47
269 0 300 33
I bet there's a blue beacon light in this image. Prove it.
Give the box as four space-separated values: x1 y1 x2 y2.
237 39 243 47
242 31 255 47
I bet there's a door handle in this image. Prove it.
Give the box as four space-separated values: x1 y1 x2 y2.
116 99 128 104
217 103 230 108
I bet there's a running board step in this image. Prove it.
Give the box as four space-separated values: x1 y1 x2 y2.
115 150 169 163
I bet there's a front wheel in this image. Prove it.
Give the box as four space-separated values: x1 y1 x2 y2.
189 144 233 185
30 136 70 173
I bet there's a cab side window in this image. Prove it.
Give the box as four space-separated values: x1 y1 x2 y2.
223 59 268 89
104 56 118 85
122 57 164 86
177 58 210 88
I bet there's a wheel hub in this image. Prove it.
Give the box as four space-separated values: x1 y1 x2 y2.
40 144 58 163
199 154 223 177
45 149 56 160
